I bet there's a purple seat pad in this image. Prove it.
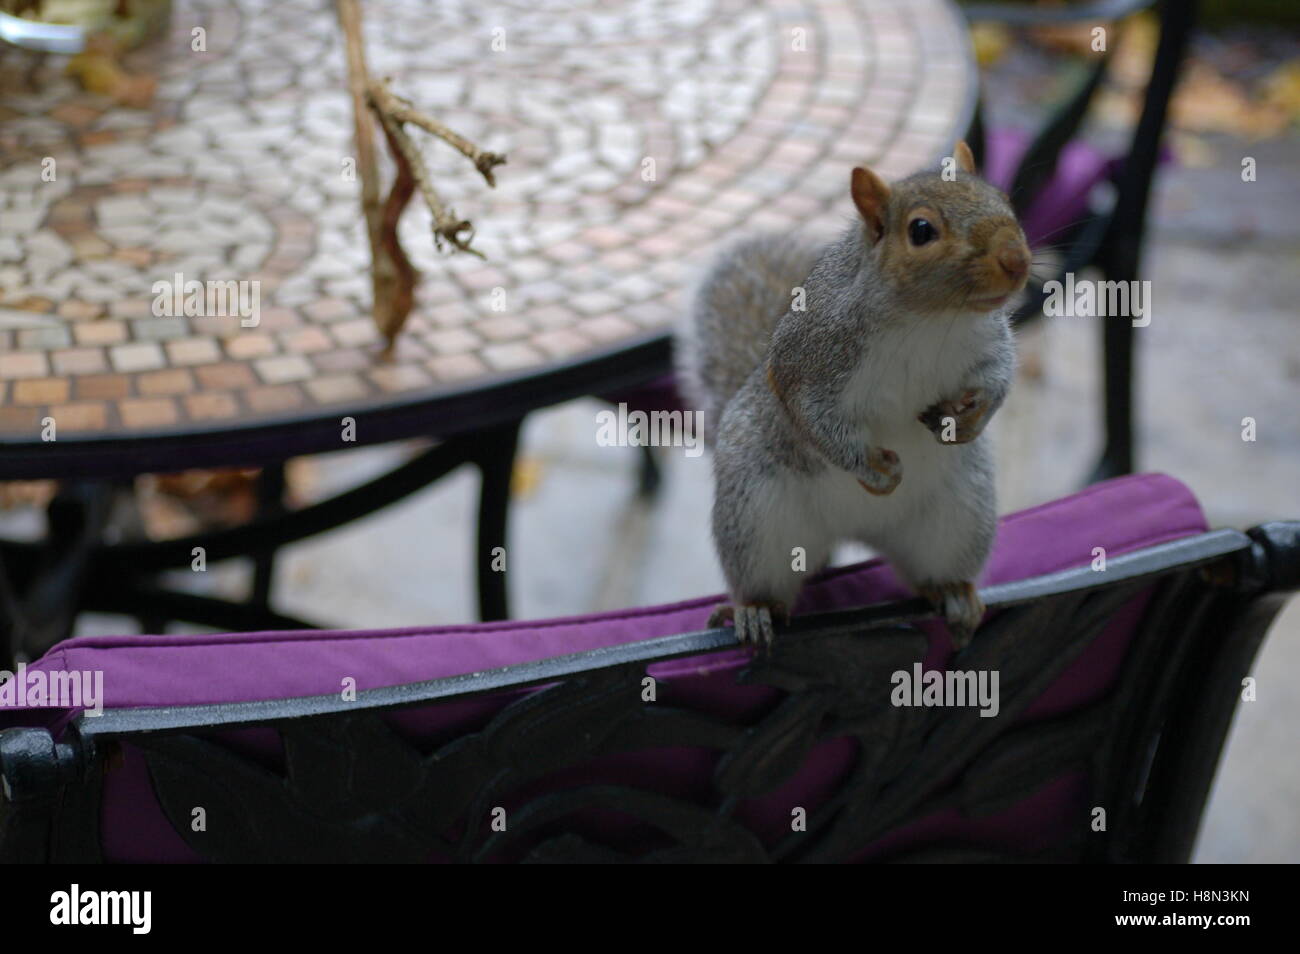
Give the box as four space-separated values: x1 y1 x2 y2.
12 472 1208 863
983 127 1113 251
12 472 1206 725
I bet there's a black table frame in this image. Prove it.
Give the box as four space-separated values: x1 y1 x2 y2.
0 332 671 667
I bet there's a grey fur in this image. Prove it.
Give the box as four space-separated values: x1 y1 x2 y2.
675 165 1024 644
674 233 824 444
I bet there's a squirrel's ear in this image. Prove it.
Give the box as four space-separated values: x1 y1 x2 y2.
850 166 890 243
954 140 977 175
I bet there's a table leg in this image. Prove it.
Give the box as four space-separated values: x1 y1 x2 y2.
0 550 22 672
7 483 112 661
251 462 288 611
475 420 521 622
2 425 528 640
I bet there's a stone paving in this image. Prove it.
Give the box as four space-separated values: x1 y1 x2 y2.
0 0 968 440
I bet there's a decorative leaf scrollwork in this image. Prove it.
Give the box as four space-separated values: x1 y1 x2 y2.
134 582 1151 862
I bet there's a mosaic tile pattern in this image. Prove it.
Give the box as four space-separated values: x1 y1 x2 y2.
0 0 972 440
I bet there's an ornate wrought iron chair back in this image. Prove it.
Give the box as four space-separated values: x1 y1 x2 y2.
1 520 1295 863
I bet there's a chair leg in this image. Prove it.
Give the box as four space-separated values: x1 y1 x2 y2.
1087 0 1196 484
1092 314 1136 482
966 92 987 170
476 419 521 622
1088 229 1141 484
636 445 663 499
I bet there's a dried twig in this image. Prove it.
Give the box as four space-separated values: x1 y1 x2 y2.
374 115 417 344
336 0 403 348
374 80 507 187
334 0 503 350
371 88 484 258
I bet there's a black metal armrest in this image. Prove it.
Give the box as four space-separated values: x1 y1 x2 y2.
1244 522 1300 594
962 0 1155 27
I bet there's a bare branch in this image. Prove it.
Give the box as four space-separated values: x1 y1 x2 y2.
337 0 405 343
372 101 485 259
375 117 417 352
336 0 380 242
335 2 504 347
374 79 507 187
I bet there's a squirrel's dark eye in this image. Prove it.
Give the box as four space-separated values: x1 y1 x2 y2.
909 218 937 246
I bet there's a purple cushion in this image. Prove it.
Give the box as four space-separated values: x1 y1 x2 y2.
4 472 1209 861
18 472 1203 716
983 127 1113 250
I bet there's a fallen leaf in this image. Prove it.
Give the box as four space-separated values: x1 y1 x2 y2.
511 455 544 499
972 23 1012 68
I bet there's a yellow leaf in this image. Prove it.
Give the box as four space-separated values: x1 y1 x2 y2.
971 23 1011 68
511 455 544 499
1262 61 1300 123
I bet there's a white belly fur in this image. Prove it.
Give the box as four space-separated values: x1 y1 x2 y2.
815 311 998 545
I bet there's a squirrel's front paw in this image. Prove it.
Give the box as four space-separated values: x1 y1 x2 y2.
857 447 902 496
919 389 991 444
709 601 788 649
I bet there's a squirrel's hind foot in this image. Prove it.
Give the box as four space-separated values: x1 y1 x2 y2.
709 601 789 650
918 581 985 650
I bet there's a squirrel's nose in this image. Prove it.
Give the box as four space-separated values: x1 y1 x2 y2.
998 244 1030 282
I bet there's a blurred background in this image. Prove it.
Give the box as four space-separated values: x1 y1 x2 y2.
1 0 1297 861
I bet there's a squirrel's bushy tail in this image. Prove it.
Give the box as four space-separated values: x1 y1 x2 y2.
674 233 823 442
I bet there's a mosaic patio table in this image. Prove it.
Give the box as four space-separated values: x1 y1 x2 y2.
0 0 975 652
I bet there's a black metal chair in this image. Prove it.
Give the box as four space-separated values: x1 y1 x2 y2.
963 0 1196 481
2 516 1294 863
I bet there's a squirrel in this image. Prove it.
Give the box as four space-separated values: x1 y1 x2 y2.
675 142 1030 649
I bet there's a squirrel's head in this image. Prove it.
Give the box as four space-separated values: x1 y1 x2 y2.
850 142 1030 316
